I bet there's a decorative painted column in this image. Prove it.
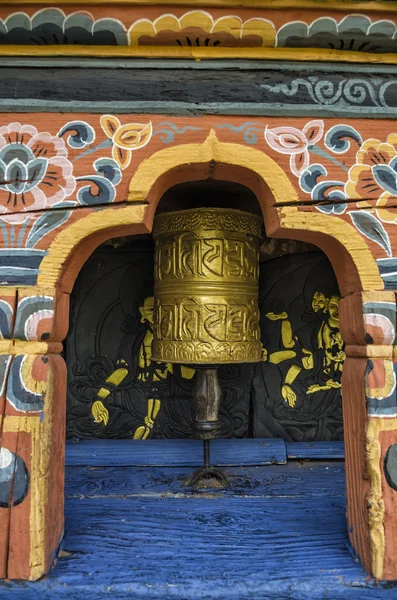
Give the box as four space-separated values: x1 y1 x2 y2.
0 286 68 580
339 291 397 580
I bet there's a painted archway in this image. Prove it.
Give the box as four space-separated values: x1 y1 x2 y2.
0 133 395 582
39 131 382 295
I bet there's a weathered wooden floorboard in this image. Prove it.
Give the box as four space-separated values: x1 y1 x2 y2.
2 460 397 599
52 496 358 581
286 441 344 460
2 492 396 600
65 438 287 467
65 462 346 499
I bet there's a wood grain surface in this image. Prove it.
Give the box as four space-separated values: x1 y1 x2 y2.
1 447 397 598
65 438 287 467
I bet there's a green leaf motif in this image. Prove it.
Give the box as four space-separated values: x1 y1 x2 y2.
26 210 72 249
349 211 392 257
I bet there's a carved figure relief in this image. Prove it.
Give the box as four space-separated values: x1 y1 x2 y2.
66 240 344 442
90 294 195 439
253 252 344 442
66 237 251 439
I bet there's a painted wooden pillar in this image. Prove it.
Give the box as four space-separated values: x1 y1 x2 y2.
0 203 149 580
0 287 68 580
339 291 397 581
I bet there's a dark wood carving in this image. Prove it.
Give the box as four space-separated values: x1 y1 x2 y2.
66 236 251 439
2 66 397 119
66 241 344 442
253 252 344 442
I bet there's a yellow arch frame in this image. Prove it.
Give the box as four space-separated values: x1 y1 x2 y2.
128 129 298 205
16 128 387 581
37 131 382 293
129 130 382 292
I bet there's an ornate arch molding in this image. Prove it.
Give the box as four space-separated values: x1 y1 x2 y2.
32 131 383 351
38 204 149 294
36 130 383 298
2 127 391 582
127 130 382 296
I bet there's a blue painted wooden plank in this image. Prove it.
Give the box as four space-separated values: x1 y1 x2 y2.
56 496 353 584
0 495 392 599
65 462 346 499
65 438 287 467
2 462 397 599
286 441 345 460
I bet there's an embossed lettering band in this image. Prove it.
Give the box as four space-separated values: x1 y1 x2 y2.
152 208 263 364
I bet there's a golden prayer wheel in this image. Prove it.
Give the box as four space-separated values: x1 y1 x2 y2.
152 207 263 365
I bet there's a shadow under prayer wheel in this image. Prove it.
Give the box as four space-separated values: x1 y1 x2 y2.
152 208 263 365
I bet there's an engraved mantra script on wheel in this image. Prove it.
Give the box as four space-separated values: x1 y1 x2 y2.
156 298 261 341
152 208 263 365
156 235 259 280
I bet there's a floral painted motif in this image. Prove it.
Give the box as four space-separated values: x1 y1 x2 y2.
265 120 324 176
14 295 54 341
276 15 397 54
128 11 275 48
0 9 396 56
0 448 29 508
0 123 75 212
0 8 127 46
0 211 74 285
346 135 397 224
0 115 139 284
100 115 153 170
0 115 164 285
0 119 130 214
262 119 397 261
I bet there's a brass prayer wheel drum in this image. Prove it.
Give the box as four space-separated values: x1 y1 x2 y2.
152 208 262 365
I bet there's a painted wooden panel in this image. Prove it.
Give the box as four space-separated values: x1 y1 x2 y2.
286 440 344 459
64 460 346 498
65 438 287 467
0 5 396 63
0 107 397 581
0 114 391 297
66 239 343 442
1 458 396 599
3 64 397 120
255 252 343 441
0 114 389 299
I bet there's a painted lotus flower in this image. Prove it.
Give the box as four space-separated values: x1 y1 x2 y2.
100 115 153 170
0 122 75 212
265 120 324 176
0 8 127 46
346 135 397 223
128 11 275 48
276 15 397 54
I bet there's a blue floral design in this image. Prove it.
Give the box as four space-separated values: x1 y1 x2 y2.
299 163 347 214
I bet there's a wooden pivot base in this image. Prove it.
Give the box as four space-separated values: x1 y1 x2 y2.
190 370 229 488
184 465 230 490
193 368 222 441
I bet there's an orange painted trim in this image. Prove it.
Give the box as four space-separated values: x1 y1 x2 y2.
0 0 395 11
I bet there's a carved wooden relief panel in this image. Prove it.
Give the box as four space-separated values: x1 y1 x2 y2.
66 236 252 439
66 240 343 442
253 252 343 442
